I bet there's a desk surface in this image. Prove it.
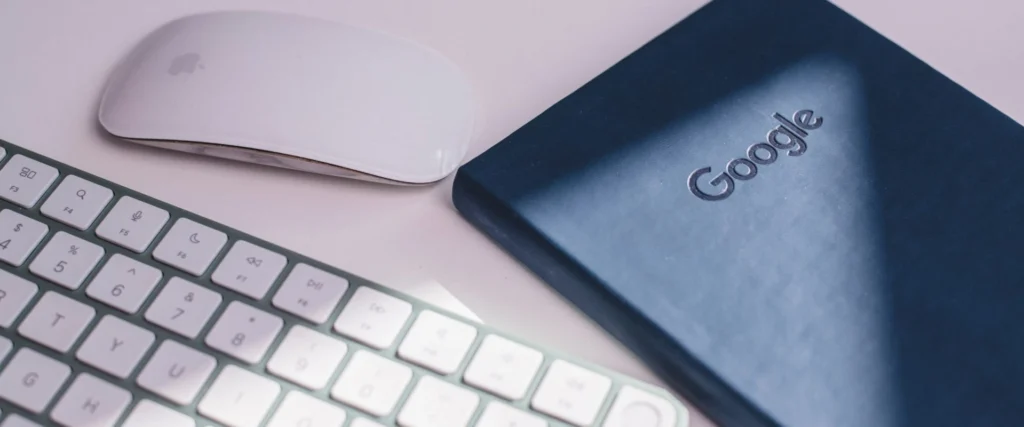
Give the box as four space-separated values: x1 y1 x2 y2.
1 1 1022 426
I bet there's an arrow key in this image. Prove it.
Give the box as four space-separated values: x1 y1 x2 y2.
86 254 163 314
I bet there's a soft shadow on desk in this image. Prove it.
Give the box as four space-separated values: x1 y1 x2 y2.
456 2 1024 426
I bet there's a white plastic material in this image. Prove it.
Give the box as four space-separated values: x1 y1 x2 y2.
98 11 475 184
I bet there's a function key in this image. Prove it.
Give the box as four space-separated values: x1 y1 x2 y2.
333 286 412 350
39 175 113 230
272 263 349 324
397 310 478 375
530 360 612 426
95 196 170 253
463 334 545 400
0 154 59 208
211 240 287 300
152 218 227 276
0 209 48 267
601 385 683 427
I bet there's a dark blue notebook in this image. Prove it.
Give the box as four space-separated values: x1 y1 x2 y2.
452 0 1024 426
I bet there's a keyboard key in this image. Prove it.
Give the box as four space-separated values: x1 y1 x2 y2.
50 373 132 427
152 218 227 276
136 340 217 405
0 337 10 363
144 277 222 339
0 414 40 427
85 254 163 314
0 269 38 328
397 376 479 427
265 391 347 427
330 350 412 417
205 301 283 364
463 334 544 400
333 286 412 349
95 196 170 253
121 400 195 427
350 419 385 427
0 154 59 208
398 310 477 375
28 232 104 290
272 263 349 324
266 325 347 390
211 240 286 300
40 175 113 230
0 210 48 266
198 365 280 427
530 360 612 426
0 347 71 413
17 291 95 352
75 315 155 379
601 386 681 427
476 401 547 427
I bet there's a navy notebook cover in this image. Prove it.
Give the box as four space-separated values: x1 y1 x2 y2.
453 0 1024 426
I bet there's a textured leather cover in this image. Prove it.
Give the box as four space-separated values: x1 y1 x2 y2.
453 0 1024 426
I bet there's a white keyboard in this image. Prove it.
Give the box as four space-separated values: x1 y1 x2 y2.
0 140 690 427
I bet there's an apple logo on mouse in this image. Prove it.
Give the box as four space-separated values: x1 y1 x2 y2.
168 52 204 75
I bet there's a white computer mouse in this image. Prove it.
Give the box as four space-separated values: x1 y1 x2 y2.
98 11 475 185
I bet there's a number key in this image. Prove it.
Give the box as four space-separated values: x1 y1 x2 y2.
330 350 412 417
205 301 283 364
28 231 104 290
0 154 59 208
0 209 48 267
144 277 222 339
267 325 347 390
85 254 163 314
